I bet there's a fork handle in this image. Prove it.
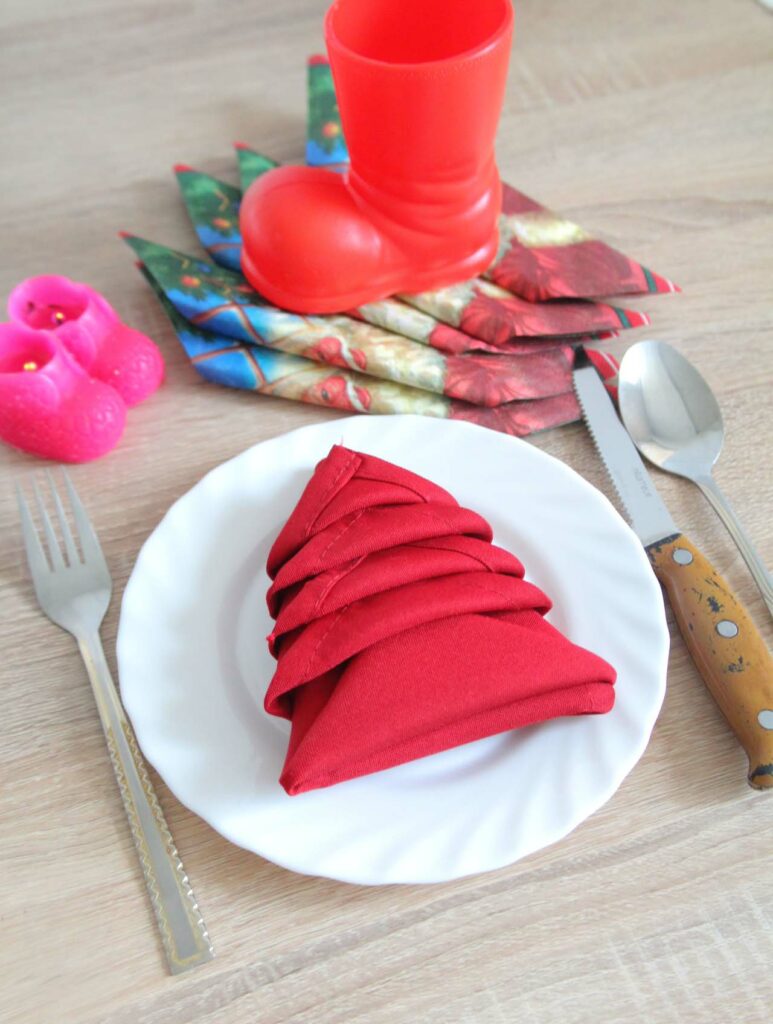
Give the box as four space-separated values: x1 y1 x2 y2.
78 631 214 973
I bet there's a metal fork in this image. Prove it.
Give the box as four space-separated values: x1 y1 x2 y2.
17 470 214 974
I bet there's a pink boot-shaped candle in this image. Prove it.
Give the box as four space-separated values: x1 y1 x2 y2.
0 324 126 462
8 276 164 406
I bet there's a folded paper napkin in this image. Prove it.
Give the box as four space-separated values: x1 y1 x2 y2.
140 264 587 434
128 234 578 407
264 445 617 795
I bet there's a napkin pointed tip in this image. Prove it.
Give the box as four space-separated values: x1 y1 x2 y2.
648 268 681 294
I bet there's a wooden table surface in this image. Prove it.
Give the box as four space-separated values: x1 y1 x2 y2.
1 1 772 1021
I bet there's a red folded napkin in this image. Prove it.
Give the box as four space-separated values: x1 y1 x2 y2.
265 445 616 795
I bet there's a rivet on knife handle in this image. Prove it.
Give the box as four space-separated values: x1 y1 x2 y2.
646 533 773 789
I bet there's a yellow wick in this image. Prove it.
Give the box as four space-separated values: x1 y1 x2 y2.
23 361 38 372
53 311 66 325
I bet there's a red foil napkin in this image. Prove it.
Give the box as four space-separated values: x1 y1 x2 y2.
401 277 646 345
265 445 617 795
487 185 681 302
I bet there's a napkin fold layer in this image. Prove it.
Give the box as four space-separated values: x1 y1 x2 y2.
400 277 645 344
128 235 579 406
140 263 599 436
306 54 349 168
174 165 242 272
487 186 680 301
234 142 278 193
265 445 617 794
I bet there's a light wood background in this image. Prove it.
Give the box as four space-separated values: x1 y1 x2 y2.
1 1 772 1021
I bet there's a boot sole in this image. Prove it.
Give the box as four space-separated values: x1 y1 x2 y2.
240 238 498 316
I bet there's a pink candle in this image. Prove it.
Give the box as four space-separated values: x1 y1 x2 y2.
0 323 126 462
8 275 164 407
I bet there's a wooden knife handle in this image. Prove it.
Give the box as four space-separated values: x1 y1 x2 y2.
646 533 773 789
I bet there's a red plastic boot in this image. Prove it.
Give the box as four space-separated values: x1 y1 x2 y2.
240 0 514 313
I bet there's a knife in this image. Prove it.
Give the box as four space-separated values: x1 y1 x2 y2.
573 350 773 790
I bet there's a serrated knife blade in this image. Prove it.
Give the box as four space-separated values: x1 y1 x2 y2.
573 363 677 546
572 351 773 790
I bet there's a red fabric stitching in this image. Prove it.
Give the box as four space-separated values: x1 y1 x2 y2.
305 449 360 538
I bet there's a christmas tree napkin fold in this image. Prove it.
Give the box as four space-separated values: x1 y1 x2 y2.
306 55 349 168
265 444 617 794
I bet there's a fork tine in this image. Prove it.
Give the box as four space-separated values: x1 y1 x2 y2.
62 469 106 566
32 479 65 570
46 469 80 565
16 485 52 580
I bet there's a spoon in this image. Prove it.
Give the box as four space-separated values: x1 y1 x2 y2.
618 340 773 618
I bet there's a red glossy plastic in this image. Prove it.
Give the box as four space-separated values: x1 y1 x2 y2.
8 275 164 406
0 324 126 462
240 0 514 313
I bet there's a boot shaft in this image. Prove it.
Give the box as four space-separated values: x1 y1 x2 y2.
325 0 514 199
239 0 514 311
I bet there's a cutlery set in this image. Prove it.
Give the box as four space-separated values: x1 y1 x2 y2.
573 345 773 790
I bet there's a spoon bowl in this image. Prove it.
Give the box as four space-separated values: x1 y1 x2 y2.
619 340 772 616
618 340 724 478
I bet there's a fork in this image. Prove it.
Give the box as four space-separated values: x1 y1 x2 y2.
17 470 214 975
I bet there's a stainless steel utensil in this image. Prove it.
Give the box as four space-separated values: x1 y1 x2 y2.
618 340 773 617
573 352 773 789
17 470 214 974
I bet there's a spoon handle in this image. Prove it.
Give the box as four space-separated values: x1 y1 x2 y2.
694 473 773 618
647 533 773 789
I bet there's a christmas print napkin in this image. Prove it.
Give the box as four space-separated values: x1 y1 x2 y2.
174 165 242 272
140 265 594 437
128 235 578 406
486 185 680 301
306 55 349 168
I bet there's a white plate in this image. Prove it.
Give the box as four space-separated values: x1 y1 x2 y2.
118 415 668 885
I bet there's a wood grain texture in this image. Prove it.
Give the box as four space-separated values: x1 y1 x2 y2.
0 1 772 1021
646 533 773 788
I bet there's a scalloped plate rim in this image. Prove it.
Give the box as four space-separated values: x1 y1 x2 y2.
117 414 669 885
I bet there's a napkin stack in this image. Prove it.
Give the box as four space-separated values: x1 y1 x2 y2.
127 58 677 438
